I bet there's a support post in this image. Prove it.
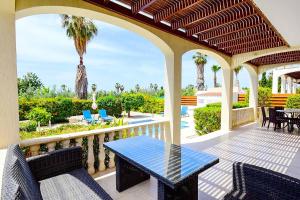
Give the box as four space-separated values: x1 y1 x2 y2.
164 51 181 145
249 71 258 120
287 76 292 93
280 75 286 94
221 67 233 131
292 80 297 94
272 74 279 94
0 0 20 148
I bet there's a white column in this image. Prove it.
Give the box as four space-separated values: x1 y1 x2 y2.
249 72 258 120
292 80 297 94
287 77 292 93
221 67 233 131
280 75 286 94
0 0 20 148
164 51 181 145
272 73 279 94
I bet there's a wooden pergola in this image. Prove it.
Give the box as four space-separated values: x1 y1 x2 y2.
86 0 288 56
249 51 300 66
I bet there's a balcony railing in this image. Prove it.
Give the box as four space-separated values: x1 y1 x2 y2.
20 119 170 175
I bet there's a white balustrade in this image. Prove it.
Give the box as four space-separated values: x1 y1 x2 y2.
20 119 169 175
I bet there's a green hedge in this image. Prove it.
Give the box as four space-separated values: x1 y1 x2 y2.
206 102 249 109
194 107 221 135
286 94 300 108
138 95 164 114
19 97 122 123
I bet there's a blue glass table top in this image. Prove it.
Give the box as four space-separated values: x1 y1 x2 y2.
104 136 219 188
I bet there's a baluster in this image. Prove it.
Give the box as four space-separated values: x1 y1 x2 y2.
87 135 95 174
154 124 159 139
98 134 106 171
148 124 153 137
164 121 171 142
127 128 132 137
62 140 70 148
75 137 83 147
118 131 123 140
159 123 165 141
141 126 146 135
108 132 115 168
47 142 56 152
134 127 139 136
30 145 40 156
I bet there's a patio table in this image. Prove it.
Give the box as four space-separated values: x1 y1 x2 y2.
277 109 300 132
104 136 219 200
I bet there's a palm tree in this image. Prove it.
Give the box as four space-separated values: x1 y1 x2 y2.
135 84 140 92
120 85 125 93
61 15 98 99
211 65 221 88
115 82 121 93
153 84 158 92
234 65 243 89
192 52 207 91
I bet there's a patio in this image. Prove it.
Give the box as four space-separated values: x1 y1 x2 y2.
94 123 300 199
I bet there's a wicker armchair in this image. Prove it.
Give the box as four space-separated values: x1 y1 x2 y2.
1 144 112 200
224 162 300 200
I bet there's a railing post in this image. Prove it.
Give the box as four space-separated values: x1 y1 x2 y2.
148 124 153 138
159 123 165 141
75 137 83 147
62 140 70 149
154 124 159 139
87 135 95 174
108 132 115 168
47 142 56 152
133 127 139 136
98 134 106 172
141 126 146 135
30 145 40 156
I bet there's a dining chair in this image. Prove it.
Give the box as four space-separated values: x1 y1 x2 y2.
261 106 269 127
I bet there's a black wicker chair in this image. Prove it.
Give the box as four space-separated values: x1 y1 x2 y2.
224 162 300 200
1 144 112 200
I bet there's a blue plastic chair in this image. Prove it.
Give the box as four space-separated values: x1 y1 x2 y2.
181 106 189 117
99 109 113 122
82 110 96 124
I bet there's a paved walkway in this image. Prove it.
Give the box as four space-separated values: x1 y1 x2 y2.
95 123 300 200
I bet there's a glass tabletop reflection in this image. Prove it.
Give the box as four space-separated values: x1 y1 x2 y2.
104 136 218 187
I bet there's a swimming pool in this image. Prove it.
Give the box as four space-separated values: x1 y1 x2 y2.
129 119 189 129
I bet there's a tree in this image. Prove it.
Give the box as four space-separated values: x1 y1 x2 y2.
122 93 145 117
18 72 43 94
135 84 140 92
61 15 98 99
259 72 268 87
233 65 243 89
153 84 158 92
181 85 196 96
192 52 207 91
115 83 121 93
119 85 125 93
211 65 221 88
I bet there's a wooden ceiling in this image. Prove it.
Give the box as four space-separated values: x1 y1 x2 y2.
286 71 300 80
249 51 300 66
85 0 288 56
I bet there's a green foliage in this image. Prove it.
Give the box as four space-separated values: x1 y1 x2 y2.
26 107 52 126
258 87 272 106
286 94 300 108
71 99 94 116
138 94 164 114
18 72 43 96
181 85 196 96
194 107 221 135
19 121 37 132
97 95 122 117
192 52 207 65
205 102 248 109
259 72 273 88
296 88 300 94
121 93 145 117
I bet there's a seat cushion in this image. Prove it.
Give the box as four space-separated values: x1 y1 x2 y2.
1 144 42 200
40 168 112 200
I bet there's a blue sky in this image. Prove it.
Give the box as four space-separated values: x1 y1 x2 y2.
16 14 250 91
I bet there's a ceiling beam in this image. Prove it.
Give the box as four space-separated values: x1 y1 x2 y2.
187 12 256 36
132 0 157 14
231 42 285 54
172 0 244 30
153 0 203 23
198 17 264 40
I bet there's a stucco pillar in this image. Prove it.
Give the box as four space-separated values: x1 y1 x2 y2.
221 67 233 131
292 80 297 94
287 76 292 93
272 73 278 94
280 75 286 94
249 71 258 120
164 51 181 145
0 0 20 149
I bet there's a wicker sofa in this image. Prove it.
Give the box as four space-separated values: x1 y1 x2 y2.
1 144 112 200
224 162 300 200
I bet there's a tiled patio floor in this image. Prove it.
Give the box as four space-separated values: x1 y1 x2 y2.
94 123 300 200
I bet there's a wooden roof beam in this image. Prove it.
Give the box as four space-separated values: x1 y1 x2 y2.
230 42 285 54
172 0 245 30
223 37 282 51
198 17 264 40
153 0 204 23
132 0 157 14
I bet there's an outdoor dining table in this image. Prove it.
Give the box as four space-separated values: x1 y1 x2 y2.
276 109 300 132
104 135 219 200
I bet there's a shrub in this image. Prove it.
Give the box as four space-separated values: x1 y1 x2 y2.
206 102 221 107
244 87 272 107
97 95 122 117
72 99 94 115
121 93 145 117
194 107 221 135
138 94 164 114
205 102 248 109
19 120 37 132
286 94 300 108
26 107 52 125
